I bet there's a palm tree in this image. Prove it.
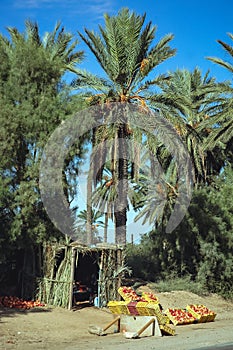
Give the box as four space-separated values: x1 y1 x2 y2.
75 209 104 244
131 67 228 231
92 160 139 243
207 33 233 74
204 33 233 149
152 68 229 185
72 8 176 244
92 166 115 243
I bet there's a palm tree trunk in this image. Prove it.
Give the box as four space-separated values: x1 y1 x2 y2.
86 131 96 245
104 212 108 243
114 125 128 245
86 170 93 245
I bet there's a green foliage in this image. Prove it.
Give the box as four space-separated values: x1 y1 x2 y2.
125 240 161 281
0 20 85 287
126 166 233 299
149 275 208 295
76 8 176 97
73 7 176 109
197 241 233 298
205 32 233 148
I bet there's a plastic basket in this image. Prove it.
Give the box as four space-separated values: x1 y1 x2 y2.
107 301 129 315
207 311 217 322
186 305 210 323
147 303 169 325
136 301 150 316
142 292 159 304
165 308 196 325
118 286 140 301
160 324 175 336
127 301 140 315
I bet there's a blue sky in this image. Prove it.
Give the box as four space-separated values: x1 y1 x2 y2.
1 0 232 243
1 0 232 83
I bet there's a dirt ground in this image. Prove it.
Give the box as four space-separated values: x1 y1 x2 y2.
1 287 233 350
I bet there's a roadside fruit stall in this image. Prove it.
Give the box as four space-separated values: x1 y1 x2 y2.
105 286 217 338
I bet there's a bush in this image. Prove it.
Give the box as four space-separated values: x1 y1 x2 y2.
149 274 209 296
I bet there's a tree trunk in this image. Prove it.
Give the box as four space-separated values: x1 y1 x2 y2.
104 212 108 243
114 125 128 245
86 127 98 246
86 169 93 245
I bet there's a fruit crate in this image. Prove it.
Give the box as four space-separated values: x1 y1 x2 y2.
165 308 196 325
136 301 151 316
107 301 130 315
127 301 140 315
147 303 170 325
207 311 217 322
159 324 176 336
142 292 159 304
186 304 214 323
118 286 140 301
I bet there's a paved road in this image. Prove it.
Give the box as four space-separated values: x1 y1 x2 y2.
64 318 233 350
192 344 233 350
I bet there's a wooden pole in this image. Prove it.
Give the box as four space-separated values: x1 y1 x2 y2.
97 250 104 308
68 247 76 310
131 234 134 245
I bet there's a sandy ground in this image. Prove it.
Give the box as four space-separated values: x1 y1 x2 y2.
0 289 233 350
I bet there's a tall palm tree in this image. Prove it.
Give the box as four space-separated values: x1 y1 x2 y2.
204 33 233 149
152 68 229 185
207 33 233 74
131 67 228 231
72 8 176 244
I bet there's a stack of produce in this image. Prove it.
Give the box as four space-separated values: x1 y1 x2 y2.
107 286 217 337
165 308 196 325
108 287 175 335
117 286 147 315
186 304 216 323
118 286 145 301
0 296 45 310
141 292 159 304
108 287 169 323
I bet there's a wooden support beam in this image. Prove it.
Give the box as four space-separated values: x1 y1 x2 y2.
68 247 76 310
